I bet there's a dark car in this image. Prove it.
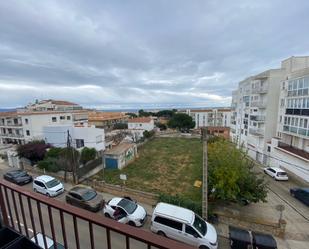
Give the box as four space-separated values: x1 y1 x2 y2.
290 187 309 206
66 185 104 212
3 169 33 185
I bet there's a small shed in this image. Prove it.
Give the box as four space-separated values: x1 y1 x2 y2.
103 143 137 170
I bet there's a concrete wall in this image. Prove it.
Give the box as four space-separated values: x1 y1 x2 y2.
128 120 154 131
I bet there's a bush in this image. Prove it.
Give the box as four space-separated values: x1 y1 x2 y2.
113 123 128 129
143 130 155 138
45 147 63 158
156 123 167 130
17 141 51 163
80 147 96 164
38 158 61 172
158 193 202 216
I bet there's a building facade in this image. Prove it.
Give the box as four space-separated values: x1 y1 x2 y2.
0 112 25 145
232 56 309 182
88 111 126 130
188 108 231 129
127 117 154 131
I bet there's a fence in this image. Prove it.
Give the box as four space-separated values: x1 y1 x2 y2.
77 157 102 180
0 179 194 249
84 178 158 206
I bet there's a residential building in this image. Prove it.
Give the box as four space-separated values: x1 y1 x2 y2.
43 124 105 152
0 112 25 145
88 111 126 130
269 57 309 182
207 127 230 139
128 117 154 131
188 108 231 129
24 99 82 111
231 56 309 183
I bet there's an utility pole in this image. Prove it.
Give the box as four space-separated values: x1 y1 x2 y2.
66 130 77 183
202 127 208 220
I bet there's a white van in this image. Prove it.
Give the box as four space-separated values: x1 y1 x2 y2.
151 202 218 249
33 175 64 197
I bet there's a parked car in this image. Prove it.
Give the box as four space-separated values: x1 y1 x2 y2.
103 197 147 227
151 202 218 249
33 175 64 197
263 167 288 181
66 185 104 212
31 233 65 249
290 187 309 206
3 169 32 185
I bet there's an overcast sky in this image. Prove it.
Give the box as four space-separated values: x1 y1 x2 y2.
0 0 309 110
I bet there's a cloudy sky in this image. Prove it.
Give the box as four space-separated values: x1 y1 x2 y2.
0 0 309 110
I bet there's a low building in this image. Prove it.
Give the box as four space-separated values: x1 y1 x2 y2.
207 126 230 139
88 111 126 130
103 143 137 169
128 117 154 131
43 124 105 152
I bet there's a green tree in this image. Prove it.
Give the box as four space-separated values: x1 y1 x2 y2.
167 113 195 130
80 147 97 164
113 123 128 129
156 110 175 118
125 112 137 118
207 139 267 204
143 130 155 138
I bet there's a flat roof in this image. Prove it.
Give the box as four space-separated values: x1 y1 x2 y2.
105 143 135 155
154 202 194 224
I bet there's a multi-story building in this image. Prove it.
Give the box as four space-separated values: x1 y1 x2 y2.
269 57 309 182
232 56 309 182
188 108 231 129
0 112 24 145
88 111 126 130
128 117 154 131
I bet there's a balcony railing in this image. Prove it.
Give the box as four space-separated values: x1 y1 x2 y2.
277 142 309 160
250 115 265 122
249 128 264 137
250 101 266 108
251 85 268 94
0 180 193 249
0 133 24 138
283 125 309 137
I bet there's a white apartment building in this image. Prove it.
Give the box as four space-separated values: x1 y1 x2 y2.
188 108 231 129
269 57 309 182
232 56 309 182
128 117 154 131
43 124 105 152
0 112 25 145
231 68 286 164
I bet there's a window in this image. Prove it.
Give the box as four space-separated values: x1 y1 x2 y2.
267 146 271 152
60 116 65 120
52 117 57 122
185 225 200 238
76 139 84 148
153 216 182 231
96 135 103 144
139 124 142 127
25 118 28 124
26 130 30 136
67 116 71 120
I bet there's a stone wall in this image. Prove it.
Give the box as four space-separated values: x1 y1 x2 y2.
84 178 158 206
214 209 286 238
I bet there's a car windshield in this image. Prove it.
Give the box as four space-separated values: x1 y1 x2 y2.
117 198 137 214
14 171 27 177
82 190 97 201
193 214 207 236
45 179 60 188
277 172 287 176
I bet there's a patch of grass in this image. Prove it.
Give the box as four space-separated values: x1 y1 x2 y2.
94 137 202 202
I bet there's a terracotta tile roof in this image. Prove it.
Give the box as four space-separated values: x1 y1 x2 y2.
0 111 18 117
88 111 125 121
217 108 232 112
128 117 152 123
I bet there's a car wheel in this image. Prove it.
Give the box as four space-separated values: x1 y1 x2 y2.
128 221 136 227
46 193 50 197
157 231 166 237
104 213 111 218
199 246 210 249
33 188 37 193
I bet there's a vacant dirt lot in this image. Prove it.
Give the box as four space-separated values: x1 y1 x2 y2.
93 137 203 201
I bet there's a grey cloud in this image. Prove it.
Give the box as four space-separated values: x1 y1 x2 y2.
0 0 309 109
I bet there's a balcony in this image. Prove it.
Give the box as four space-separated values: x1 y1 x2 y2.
0 180 193 249
285 108 309 116
0 133 24 139
283 125 309 137
251 84 268 94
249 128 264 137
250 101 266 108
250 115 265 122
277 142 309 161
